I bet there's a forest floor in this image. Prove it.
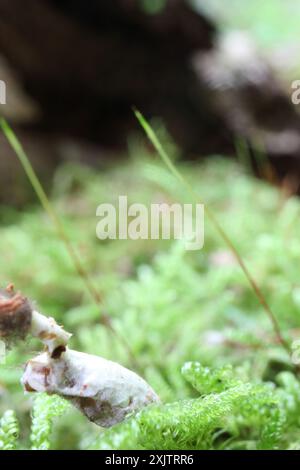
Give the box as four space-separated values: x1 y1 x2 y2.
1 148 300 449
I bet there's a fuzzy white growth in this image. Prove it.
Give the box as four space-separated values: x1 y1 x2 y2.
22 348 159 427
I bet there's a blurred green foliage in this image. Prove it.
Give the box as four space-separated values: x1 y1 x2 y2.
1 147 300 448
140 0 167 15
1 0 300 451
195 0 300 51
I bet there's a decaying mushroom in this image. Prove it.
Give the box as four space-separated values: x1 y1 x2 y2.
0 285 159 427
22 349 158 427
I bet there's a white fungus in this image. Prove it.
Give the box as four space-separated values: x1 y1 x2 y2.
0 285 159 427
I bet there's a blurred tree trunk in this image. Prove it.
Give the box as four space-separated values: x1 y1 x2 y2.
0 0 300 204
0 0 225 154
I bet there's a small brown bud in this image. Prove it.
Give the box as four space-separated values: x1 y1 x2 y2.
0 287 32 342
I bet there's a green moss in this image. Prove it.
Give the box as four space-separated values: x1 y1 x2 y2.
1 155 300 449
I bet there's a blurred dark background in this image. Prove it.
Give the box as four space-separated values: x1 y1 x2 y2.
1 0 300 204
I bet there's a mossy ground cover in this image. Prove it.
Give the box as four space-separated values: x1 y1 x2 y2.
1 151 300 449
